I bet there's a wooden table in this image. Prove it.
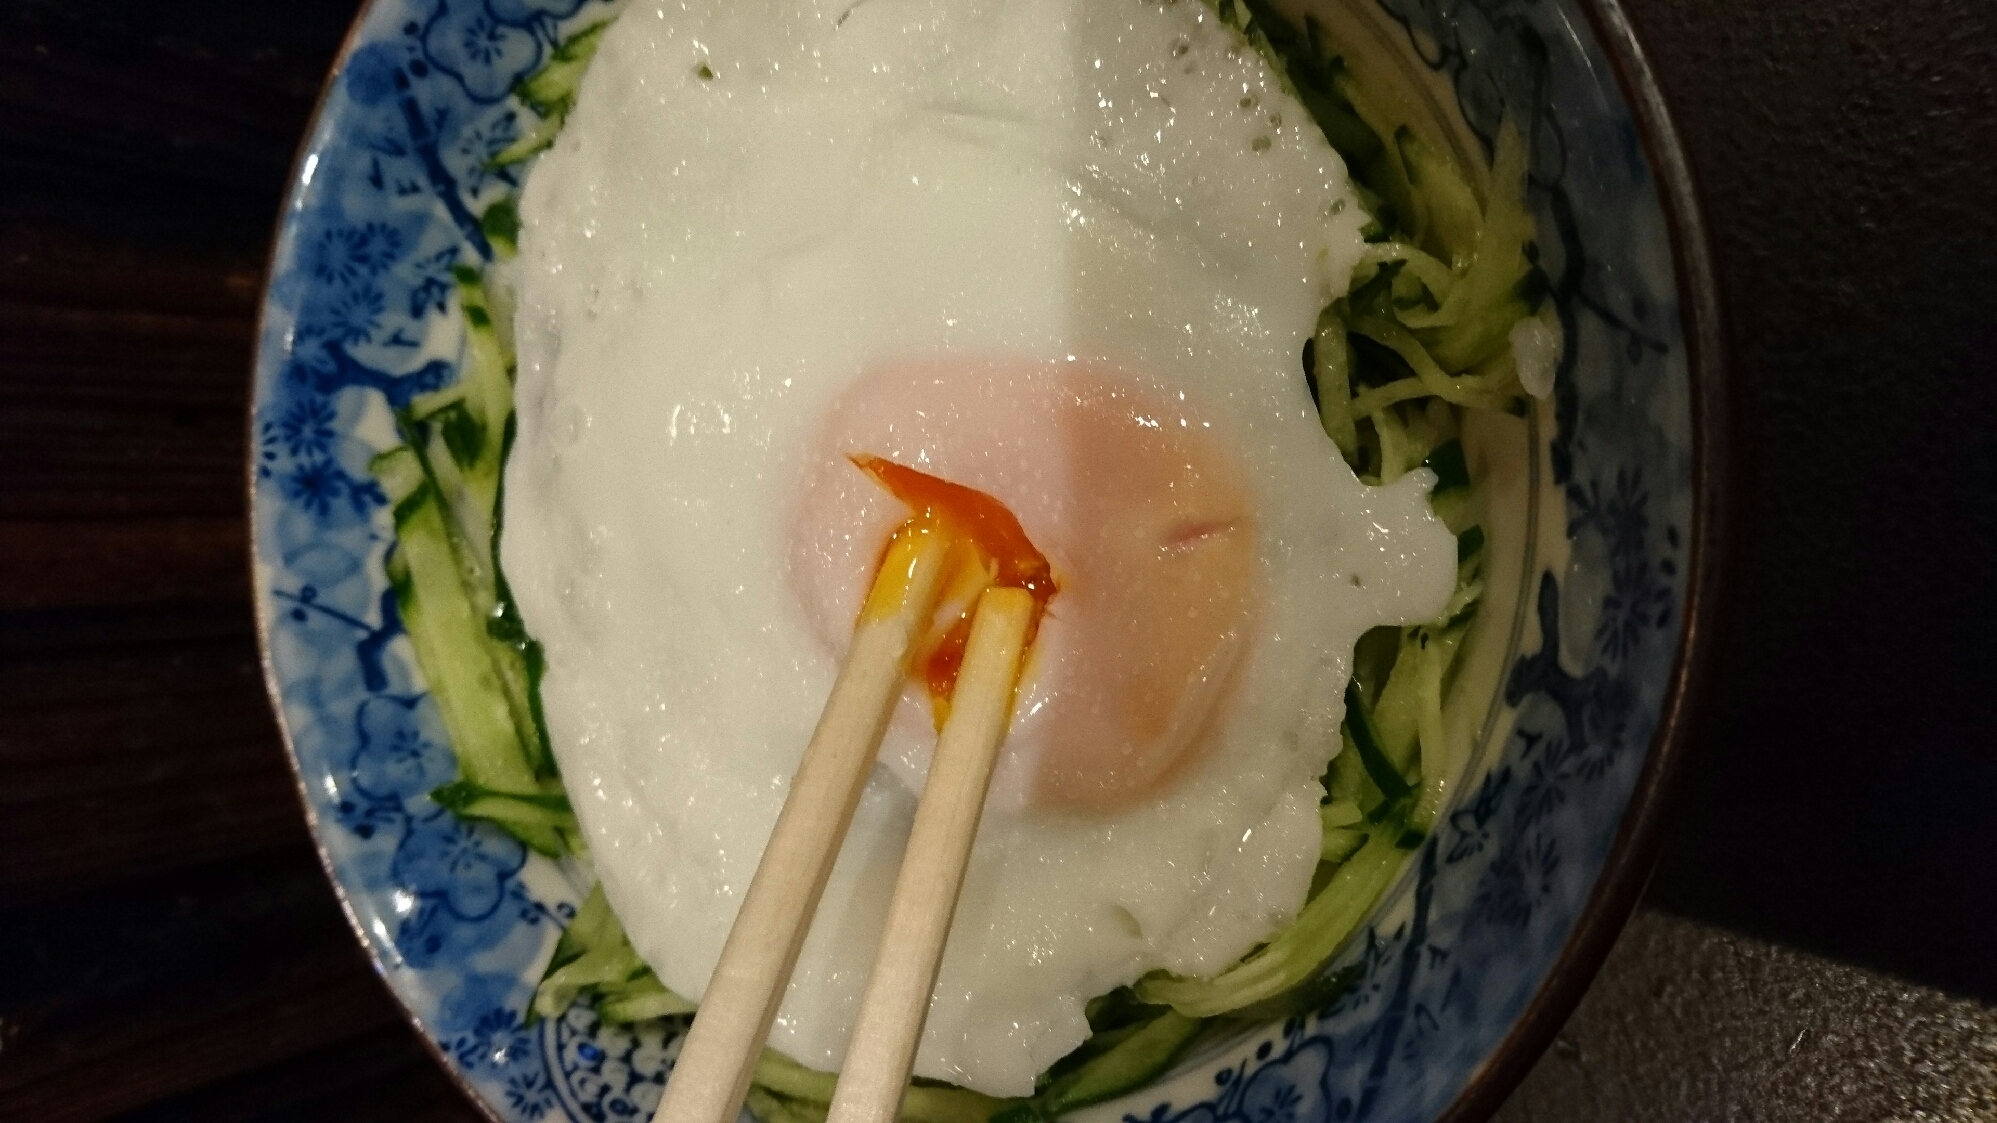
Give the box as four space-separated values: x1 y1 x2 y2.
3 1 1991 1120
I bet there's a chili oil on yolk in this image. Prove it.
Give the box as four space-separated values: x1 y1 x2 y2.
851 454 1058 724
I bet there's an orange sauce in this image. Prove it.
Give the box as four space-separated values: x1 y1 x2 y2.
852 454 1056 717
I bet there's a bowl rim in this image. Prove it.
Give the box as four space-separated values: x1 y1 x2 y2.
244 1 1731 1119
1433 0 1729 1117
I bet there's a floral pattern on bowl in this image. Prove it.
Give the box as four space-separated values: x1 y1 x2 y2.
250 0 1718 1119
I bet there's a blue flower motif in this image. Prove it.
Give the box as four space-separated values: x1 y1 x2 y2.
505 1069 557 1120
352 695 455 806
452 1006 539 1076
424 1 544 103
1236 1038 1332 1123
393 813 528 920
278 395 339 459
1513 746 1570 831
303 222 406 286
281 457 384 523
1473 832 1561 929
320 282 388 345
283 458 351 520
1569 468 1651 562
1600 551 1672 663
1446 766 1510 864
1563 467 1677 663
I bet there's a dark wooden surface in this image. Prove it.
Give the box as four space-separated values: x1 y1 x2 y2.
1 0 1991 1120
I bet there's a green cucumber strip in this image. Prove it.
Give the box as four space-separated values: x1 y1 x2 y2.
900 1084 1017 1123
1321 799 1364 829
1443 590 1483 634
1351 304 1517 413
547 883 618 973
1429 487 1472 533
400 413 555 781
752 1052 837 1102
1321 826 1367 864
1367 631 1424 773
1394 126 1481 269
412 410 495 596
387 483 557 854
431 779 576 830
1135 823 1403 1016
746 1087 827 1123
1220 961 1362 1022
1032 1011 1205 1117
1368 396 1411 483
1323 736 1368 809
450 266 514 490
1035 1022 1149 1096
404 382 470 426
1311 304 1357 456
427 779 575 847
597 987 695 1024
490 113 565 168
1408 624 1470 836
1408 630 1449 834
1413 121 1535 370
595 966 661 1002
1342 682 1412 805
1361 240 1455 305
488 421 559 777
370 446 425 505
516 21 609 118
386 486 539 791
538 940 643 1005
481 199 520 259
533 883 675 1023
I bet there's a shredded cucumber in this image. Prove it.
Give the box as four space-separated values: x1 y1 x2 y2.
597 977 697 1023
372 271 564 855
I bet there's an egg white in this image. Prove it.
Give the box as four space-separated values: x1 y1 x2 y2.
501 0 1455 1096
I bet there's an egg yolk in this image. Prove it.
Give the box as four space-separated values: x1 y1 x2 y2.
791 359 1260 814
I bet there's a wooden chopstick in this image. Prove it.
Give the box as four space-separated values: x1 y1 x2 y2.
827 586 1036 1123
652 528 951 1123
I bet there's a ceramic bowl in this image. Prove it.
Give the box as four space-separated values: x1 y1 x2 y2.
250 0 1722 1119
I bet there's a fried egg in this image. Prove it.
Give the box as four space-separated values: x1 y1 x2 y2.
501 0 1455 1097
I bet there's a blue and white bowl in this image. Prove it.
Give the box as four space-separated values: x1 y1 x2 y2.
250 0 1723 1119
